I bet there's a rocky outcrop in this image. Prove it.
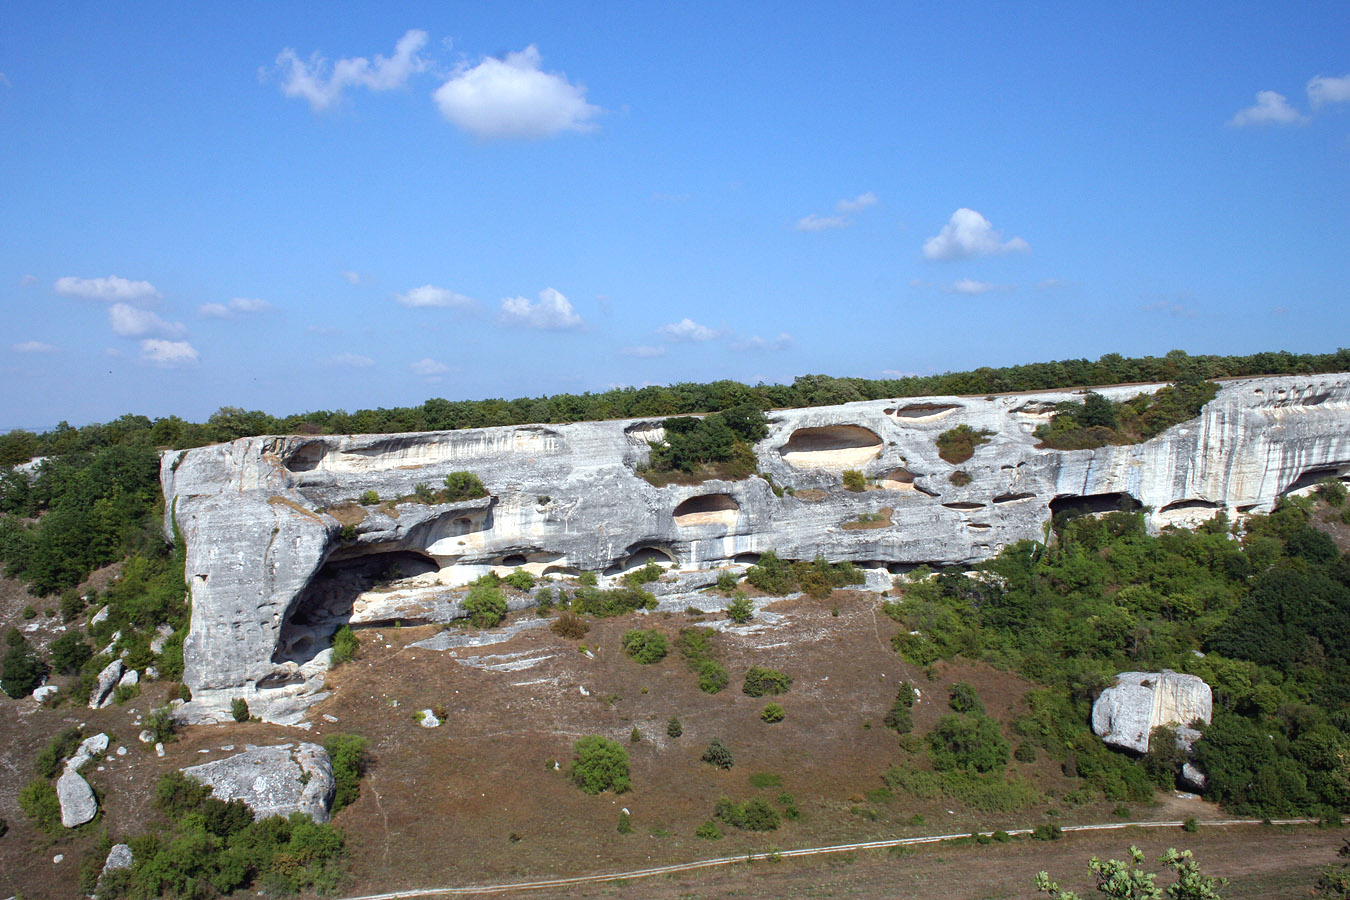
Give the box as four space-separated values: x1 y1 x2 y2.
181 743 335 823
102 843 133 874
57 769 97 827
163 374 1350 722
1091 671 1213 754
89 660 124 709
66 733 109 773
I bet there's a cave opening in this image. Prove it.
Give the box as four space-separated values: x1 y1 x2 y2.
273 549 438 666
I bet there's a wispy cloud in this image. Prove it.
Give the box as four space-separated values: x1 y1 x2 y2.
795 192 878 231
945 278 1015 295
410 358 453 377
1141 295 1200 318
55 275 161 302
922 209 1029 260
199 297 272 319
327 352 376 368
140 339 199 366
1308 74 1350 109
658 318 720 342
497 287 583 329
620 345 666 358
433 45 600 139
19 274 38 286
396 284 475 309
12 341 57 353
274 29 430 111
1229 89 1308 127
733 333 793 351
110 303 187 338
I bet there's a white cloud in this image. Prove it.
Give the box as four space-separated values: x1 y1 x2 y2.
341 270 365 285
110 303 187 338
1034 277 1075 290
881 369 919 378
497 287 583 330
835 192 878 214
922 209 1030 261
796 192 879 231
328 352 376 368
12 341 57 353
19 274 38 286
396 284 475 309
734 333 794 351
1308 74 1350 108
658 318 720 342
1141 297 1199 319
55 275 161 302
410 358 452 376
620 345 666 358
140 339 199 366
945 279 1014 295
433 45 600 139
199 297 271 319
275 29 430 111
1229 90 1308 127
795 214 849 232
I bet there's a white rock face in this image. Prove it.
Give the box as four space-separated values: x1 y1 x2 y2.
181 742 336 823
57 769 98 827
163 374 1350 720
118 668 139 689
89 659 124 709
1091 671 1213 754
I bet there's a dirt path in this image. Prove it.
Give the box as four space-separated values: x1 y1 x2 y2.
332 818 1322 900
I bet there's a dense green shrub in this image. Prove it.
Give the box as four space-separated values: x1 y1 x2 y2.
743 666 792 697
231 697 250 722
713 796 780 831
761 702 785 723
927 713 1010 774
695 819 722 840
330 625 359 664
1035 381 1220 450
35 726 84 778
1316 478 1347 507
440 471 488 502
571 585 656 617
702 738 735 769
948 682 984 714
569 736 631 794
716 570 739 594
1 636 47 698
936 425 992 464
463 582 508 628
622 629 669 664
621 560 664 587
884 682 917 734
745 551 795 595
667 716 682 738
49 630 92 674
19 777 64 834
743 551 863 598
697 660 729 693
842 469 866 491
645 404 768 477
358 490 380 506
503 568 536 592
677 627 728 693
324 733 369 814
726 592 754 623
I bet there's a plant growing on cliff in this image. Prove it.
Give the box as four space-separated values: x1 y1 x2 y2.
842 469 866 491
231 697 250 722
330 625 359 665
936 425 993 464
441 471 488 502
503 568 536 592
464 582 507 628
569 735 631 794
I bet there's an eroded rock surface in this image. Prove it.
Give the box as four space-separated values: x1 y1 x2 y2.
164 374 1350 721
181 742 335 823
57 769 98 827
1091 671 1213 754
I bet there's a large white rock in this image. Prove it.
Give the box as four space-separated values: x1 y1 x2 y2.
89 659 124 709
1091 671 1213 754
65 732 110 773
181 743 336 823
102 843 133 873
162 374 1350 721
56 769 97 827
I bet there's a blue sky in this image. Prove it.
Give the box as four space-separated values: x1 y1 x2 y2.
2 3 1348 429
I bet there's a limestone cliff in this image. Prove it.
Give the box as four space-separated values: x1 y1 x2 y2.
162 374 1350 722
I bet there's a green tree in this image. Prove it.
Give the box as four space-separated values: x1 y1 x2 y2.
569 736 631 794
1035 846 1226 900
463 582 507 628
702 737 735 769
927 712 1010 774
